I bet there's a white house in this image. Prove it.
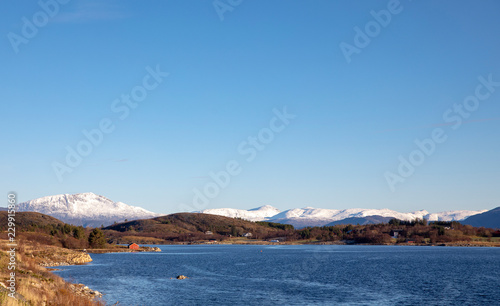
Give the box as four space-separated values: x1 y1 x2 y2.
390 230 403 239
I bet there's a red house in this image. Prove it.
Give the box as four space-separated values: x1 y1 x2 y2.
128 243 139 250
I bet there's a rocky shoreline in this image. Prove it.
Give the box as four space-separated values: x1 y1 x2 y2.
85 246 162 253
0 239 105 305
33 247 103 301
69 283 103 299
39 252 93 267
38 245 162 302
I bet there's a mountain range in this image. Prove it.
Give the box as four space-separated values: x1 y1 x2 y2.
11 193 497 229
16 193 161 228
460 207 500 229
200 206 487 228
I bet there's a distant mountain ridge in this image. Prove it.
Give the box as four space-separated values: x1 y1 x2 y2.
14 192 492 229
201 206 487 228
461 207 500 229
198 205 281 221
17 193 162 227
325 216 394 226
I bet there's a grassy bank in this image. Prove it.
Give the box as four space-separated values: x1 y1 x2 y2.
0 239 103 306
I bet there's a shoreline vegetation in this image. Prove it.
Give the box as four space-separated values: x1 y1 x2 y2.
0 239 103 306
1 212 499 305
91 238 500 248
102 213 500 248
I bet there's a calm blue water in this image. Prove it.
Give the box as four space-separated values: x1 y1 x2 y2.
53 245 500 305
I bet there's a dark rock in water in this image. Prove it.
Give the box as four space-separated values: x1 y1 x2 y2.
176 275 188 280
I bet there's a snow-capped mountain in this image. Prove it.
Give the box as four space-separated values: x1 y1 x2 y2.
462 207 500 229
200 205 281 222
271 207 427 224
201 206 486 228
424 210 486 222
15 192 489 229
17 192 162 227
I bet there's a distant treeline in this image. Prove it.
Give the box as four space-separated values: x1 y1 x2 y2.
0 211 107 249
292 219 499 244
2 211 499 248
105 218 499 245
22 223 107 249
255 221 294 231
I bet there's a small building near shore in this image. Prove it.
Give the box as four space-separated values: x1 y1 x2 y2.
390 230 403 239
205 231 213 235
128 243 140 250
269 237 286 243
243 232 253 238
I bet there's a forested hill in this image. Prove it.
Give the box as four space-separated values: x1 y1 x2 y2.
462 207 500 229
0 211 64 231
1 211 498 247
103 213 293 239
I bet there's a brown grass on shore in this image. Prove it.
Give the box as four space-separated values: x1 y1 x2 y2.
441 239 500 247
0 239 104 306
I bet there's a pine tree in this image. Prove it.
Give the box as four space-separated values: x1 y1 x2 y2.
88 228 106 248
73 226 85 240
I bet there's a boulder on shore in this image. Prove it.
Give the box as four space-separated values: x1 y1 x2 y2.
141 246 162 252
39 250 93 266
69 283 103 299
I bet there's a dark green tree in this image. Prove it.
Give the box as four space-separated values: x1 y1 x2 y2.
388 218 401 226
299 228 311 239
73 226 86 240
88 228 106 248
343 224 354 233
62 224 72 234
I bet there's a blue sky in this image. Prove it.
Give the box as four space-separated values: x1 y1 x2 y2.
2 0 499 214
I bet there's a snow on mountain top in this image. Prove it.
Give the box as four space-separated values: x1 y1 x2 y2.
201 205 485 225
17 192 487 228
18 192 161 221
201 205 281 222
248 205 280 212
425 210 488 221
